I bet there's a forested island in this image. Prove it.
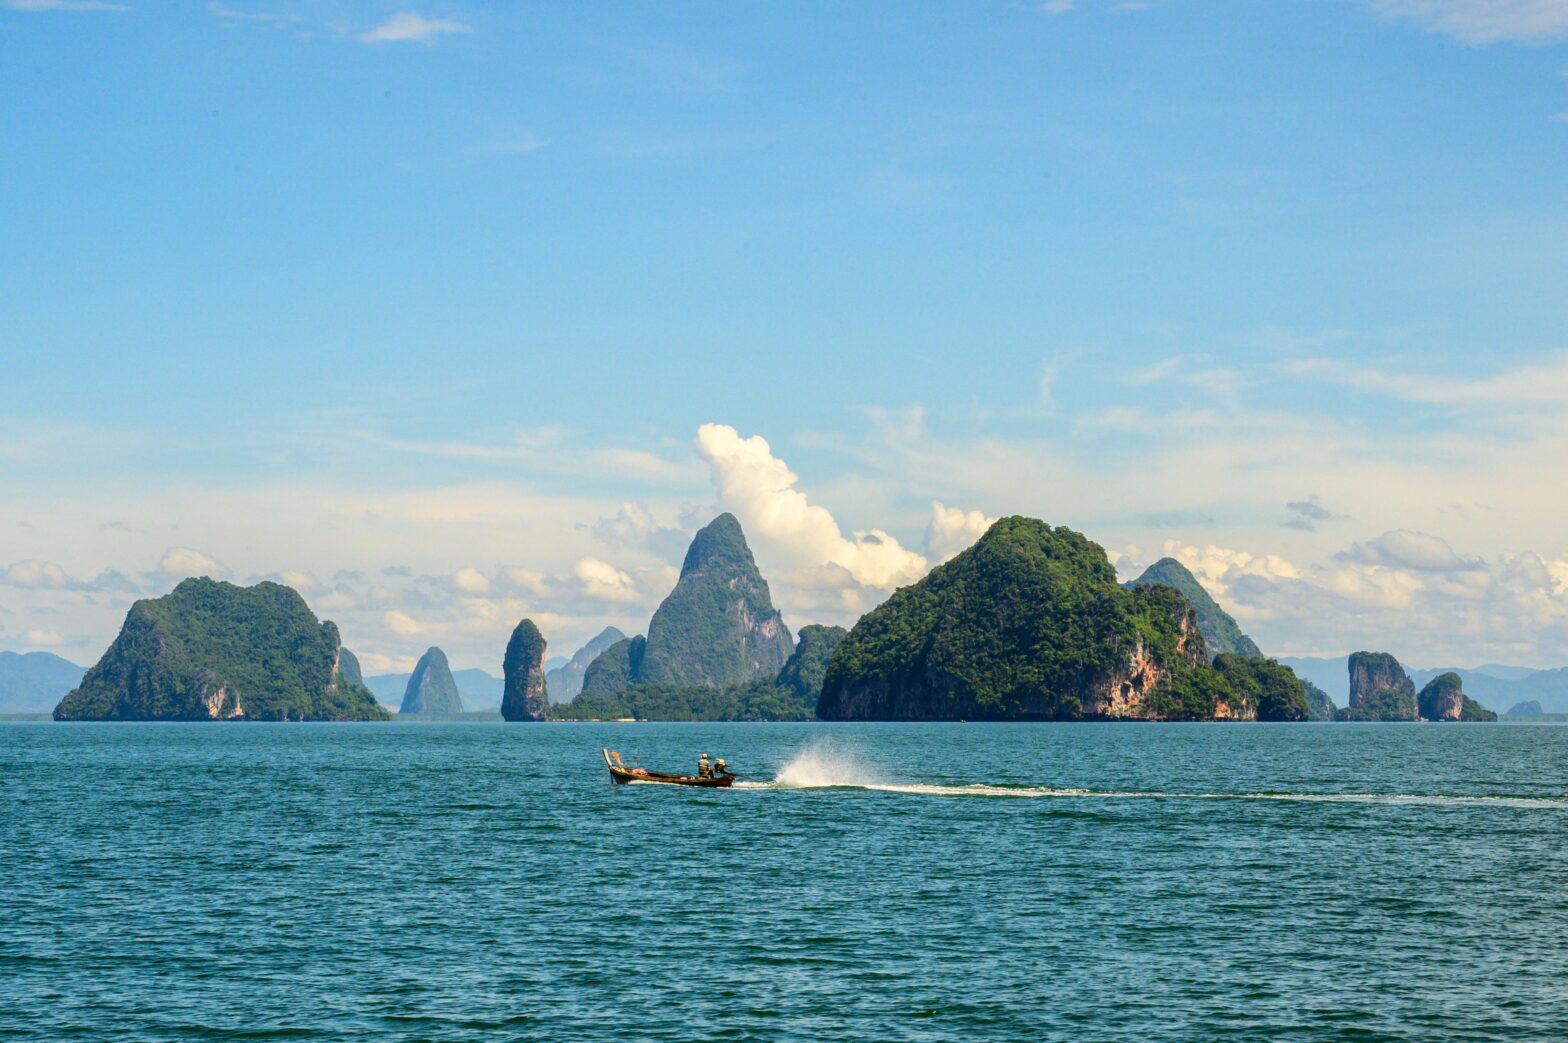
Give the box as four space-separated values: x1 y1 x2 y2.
50 513 1499 724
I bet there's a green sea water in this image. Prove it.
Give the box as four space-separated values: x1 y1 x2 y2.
4 721 1568 1040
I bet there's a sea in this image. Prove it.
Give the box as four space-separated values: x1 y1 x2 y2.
4 721 1568 1041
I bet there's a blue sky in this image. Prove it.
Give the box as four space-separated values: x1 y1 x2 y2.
3 0 1568 674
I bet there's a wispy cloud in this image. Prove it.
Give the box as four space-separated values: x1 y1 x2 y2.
208 2 297 26
360 10 469 44
3 0 128 11
464 125 544 157
1366 0 1568 44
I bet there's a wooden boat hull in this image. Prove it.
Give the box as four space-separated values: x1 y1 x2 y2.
604 749 735 787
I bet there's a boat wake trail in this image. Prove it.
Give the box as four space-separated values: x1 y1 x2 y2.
750 746 1568 808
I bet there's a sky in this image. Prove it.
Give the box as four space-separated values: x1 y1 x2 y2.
3 0 1568 675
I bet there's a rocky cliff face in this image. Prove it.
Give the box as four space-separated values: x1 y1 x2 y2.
601 513 793 693
817 518 1234 722
1346 651 1417 721
1418 672 1497 721
501 619 549 722
1125 557 1263 660
399 646 464 715
545 626 626 702
53 578 387 721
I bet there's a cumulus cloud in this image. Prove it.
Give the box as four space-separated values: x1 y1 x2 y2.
24 629 63 646
1366 0 1568 43
573 557 640 603
155 547 229 581
1339 530 1482 572
360 11 470 43
4 561 81 590
593 503 692 564
925 501 998 563
450 567 491 595
694 423 928 590
383 610 425 637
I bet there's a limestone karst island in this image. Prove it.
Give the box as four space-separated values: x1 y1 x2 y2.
47 513 1497 725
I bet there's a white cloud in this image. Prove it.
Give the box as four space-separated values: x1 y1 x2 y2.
278 569 319 591
1340 530 1482 572
925 501 998 563
4 560 78 590
360 11 470 43
573 557 640 603
694 423 928 590
1366 0 1568 43
450 567 491 595
24 629 63 647
3 0 128 11
1041 0 1074 13
156 547 229 581
383 610 425 637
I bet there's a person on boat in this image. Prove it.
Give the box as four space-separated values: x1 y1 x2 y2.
713 757 728 778
698 752 711 779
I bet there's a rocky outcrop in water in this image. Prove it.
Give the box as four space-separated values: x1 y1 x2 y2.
817 517 1238 721
1342 651 1417 721
575 514 793 703
777 624 848 702
399 646 464 715
545 626 626 702
53 578 387 721
501 619 549 722
1417 672 1496 722
637 513 794 689
1125 557 1262 660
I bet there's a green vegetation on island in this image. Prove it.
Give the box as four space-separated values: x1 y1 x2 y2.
1212 653 1310 722
53 578 387 721
817 516 1283 722
637 513 794 689
1126 557 1263 660
1302 680 1336 721
777 624 848 703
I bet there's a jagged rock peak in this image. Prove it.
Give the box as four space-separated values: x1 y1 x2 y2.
502 619 549 722
637 513 794 690
400 646 463 716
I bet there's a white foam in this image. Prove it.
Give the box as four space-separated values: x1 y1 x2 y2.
771 743 886 789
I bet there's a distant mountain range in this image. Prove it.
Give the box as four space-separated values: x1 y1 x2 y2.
0 651 86 714
1278 656 1568 714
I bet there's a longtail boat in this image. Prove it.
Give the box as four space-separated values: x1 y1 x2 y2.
603 748 736 787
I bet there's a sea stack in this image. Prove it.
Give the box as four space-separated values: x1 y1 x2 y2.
502 619 549 721
1345 651 1417 721
399 646 463 716
1417 672 1497 722
637 512 794 689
